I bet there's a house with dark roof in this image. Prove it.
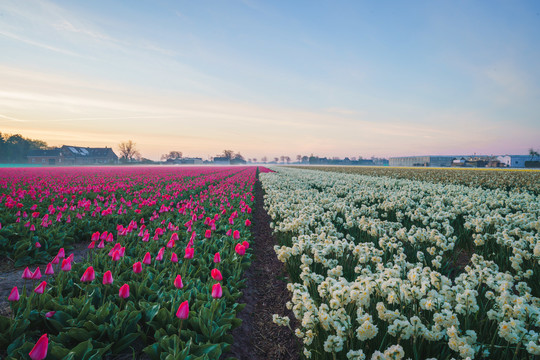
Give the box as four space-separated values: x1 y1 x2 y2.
27 146 118 165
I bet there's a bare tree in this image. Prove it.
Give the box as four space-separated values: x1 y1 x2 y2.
118 140 141 162
296 155 302 162
161 151 182 161
529 148 540 161
285 156 291 164
221 150 235 160
280 155 285 163
252 158 257 163
261 156 267 163
274 157 279 163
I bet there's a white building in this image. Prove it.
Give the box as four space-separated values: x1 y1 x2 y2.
497 155 531 168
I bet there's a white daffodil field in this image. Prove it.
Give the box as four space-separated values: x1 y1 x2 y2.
263 167 540 360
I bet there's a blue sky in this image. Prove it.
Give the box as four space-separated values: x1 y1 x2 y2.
1 0 539 160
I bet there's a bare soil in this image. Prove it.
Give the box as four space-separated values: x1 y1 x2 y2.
223 177 300 360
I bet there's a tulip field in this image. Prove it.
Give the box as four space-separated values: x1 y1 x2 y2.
263 167 540 360
0 166 262 359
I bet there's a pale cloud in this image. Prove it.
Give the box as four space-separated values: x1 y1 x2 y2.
0 30 82 57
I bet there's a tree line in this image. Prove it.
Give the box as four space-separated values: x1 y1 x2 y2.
0 133 48 163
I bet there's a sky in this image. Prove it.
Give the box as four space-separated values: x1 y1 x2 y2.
1 0 539 160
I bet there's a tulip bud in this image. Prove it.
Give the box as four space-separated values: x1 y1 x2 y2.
171 252 179 263
211 269 222 281
34 281 47 294
61 259 71 271
142 252 151 265
184 247 194 259
235 243 246 256
22 267 33 279
103 270 113 285
80 266 95 282
176 300 189 319
213 252 221 263
8 287 19 301
119 284 130 298
29 333 48 360
133 262 142 273
211 283 223 298
233 230 240 240
32 267 42 280
174 275 184 289
45 263 54 275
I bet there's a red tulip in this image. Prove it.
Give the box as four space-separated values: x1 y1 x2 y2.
45 311 56 318
8 286 19 301
211 283 223 298
32 267 42 280
57 248 65 258
45 263 54 275
233 230 240 240
242 240 250 249
22 267 33 279
226 229 232 236
34 281 47 294
88 241 95 249
29 333 48 360
119 247 126 257
80 266 95 282
61 259 71 271
184 247 194 259
51 255 60 265
166 238 175 248
205 229 212 238
176 300 189 319
143 252 151 265
35 242 41 248
133 262 142 273
245 219 251 227
98 239 105 248
103 270 113 285
119 284 130 298
174 274 184 289
214 252 221 263
171 252 178 263
211 269 222 281
235 243 246 256
106 233 114 242
91 231 100 241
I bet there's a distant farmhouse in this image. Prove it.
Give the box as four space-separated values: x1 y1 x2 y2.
28 145 118 165
389 155 536 168
164 157 203 165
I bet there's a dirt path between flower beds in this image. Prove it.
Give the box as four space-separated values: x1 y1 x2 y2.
0 243 90 317
222 177 299 360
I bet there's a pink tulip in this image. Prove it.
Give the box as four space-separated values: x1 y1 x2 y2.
233 230 240 240
226 229 232 236
98 240 105 248
171 252 179 263
35 242 41 248
176 300 189 319
111 250 121 261
245 219 251 227
103 270 113 285
214 252 221 263
184 247 194 259
45 311 56 318
80 266 95 282
235 243 246 256
174 275 184 289
133 262 142 273
57 248 65 258
242 240 250 249
119 284 130 298
91 231 100 241
32 267 42 280
51 255 59 265
88 241 95 249
34 281 47 294
166 238 175 248
61 259 71 271
211 283 223 298
205 229 212 238
8 287 19 301
106 233 114 242
156 247 165 261
22 267 33 279
142 252 151 265
29 333 48 360
211 269 222 281
45 263 54 275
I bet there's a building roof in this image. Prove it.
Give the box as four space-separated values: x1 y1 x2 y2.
61 145 117 158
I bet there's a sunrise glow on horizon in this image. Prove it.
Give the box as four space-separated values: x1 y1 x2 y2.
1 1 539 160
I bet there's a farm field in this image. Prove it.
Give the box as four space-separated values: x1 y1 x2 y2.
0 166 269 359
262 167 540 360
290 166 540 194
